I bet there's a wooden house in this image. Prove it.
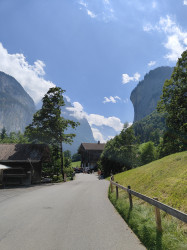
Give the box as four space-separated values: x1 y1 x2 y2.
0 144 50 186
78 141 105 170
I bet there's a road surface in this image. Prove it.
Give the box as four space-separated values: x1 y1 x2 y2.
0 173 145 250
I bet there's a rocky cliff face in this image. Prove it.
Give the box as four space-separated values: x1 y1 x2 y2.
130 66 173 122
0 71 36 133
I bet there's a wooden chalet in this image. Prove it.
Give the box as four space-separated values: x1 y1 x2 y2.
0 144 50 186
78 141 105 170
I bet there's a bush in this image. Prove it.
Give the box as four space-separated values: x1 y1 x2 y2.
139 141 157 165
64 166 74 177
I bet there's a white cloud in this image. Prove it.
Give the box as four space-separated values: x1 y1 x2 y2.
79 0 87 8
78 0 115 22
103 95 121 104
91 127 105 142
143 15 187 62
88 114 123 132
79 1 96 18
87 9 96 18
148 61 156 67
184 0 187 5
64 95 71 103
143 23 154 32
122 72 140 84
0 43 55 103
66 101 124 142
103 0 110 4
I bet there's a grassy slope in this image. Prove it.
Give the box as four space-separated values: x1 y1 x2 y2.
71 161 81 168
113 151 187 213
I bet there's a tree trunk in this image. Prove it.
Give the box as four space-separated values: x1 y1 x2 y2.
60 143 64 180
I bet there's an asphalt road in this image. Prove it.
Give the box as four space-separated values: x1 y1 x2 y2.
0 173 145 250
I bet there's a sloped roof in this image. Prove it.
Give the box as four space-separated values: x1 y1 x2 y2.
79 143 105 152
0 144 50 162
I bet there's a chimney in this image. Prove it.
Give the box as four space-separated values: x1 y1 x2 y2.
98 141 100 144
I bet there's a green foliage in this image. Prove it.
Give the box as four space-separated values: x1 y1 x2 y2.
157 50 187 155
25 87 78 145
139 141 157 166
25 87 79 178
72 153 81 162
64 156 72 168
1 127 7 140
64 150 71 158
132 111 166 145
64 166 74 177
99 124 138 176
0 129 29 143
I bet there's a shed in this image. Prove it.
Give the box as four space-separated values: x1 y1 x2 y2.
0 144 50 186
78 141 105 170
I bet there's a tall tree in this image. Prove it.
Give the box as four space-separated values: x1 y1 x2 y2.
25 87 79 179
157 50 187 154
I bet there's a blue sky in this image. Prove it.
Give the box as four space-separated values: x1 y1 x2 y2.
0 0 186 141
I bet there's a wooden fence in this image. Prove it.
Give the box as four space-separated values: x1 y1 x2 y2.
110 176 187 232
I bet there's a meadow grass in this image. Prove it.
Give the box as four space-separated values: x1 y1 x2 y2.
109 190 187 250
107 151 187 249
110 151 187 213
71 161 81 168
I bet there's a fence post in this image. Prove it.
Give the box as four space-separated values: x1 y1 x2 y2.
110 175 114 193
116 182 119 199
128 185 133 209
153 197 162 232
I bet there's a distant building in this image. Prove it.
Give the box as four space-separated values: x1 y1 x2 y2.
0 144 50 186
78 141 105 170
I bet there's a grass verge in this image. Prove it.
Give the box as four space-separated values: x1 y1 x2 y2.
108 187 187 250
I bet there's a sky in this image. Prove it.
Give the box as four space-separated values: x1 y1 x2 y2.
0 0 186 142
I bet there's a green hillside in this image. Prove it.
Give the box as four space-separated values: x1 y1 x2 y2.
113 151 187 213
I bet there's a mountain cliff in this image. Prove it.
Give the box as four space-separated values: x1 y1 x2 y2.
130 66 173 122
0 71 36 133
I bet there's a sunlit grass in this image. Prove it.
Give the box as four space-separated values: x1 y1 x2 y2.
111 151 187 213
107 151 187 249
71 161 81 168
109 190 187 250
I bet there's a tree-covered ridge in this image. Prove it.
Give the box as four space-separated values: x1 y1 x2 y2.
132 111 166 145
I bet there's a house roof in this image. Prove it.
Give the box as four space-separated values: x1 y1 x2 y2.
0 144 50 162
79 142 106 152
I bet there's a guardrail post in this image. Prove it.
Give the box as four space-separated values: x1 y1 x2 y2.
153 197 162 232
116 182 119 199
128 185 133 209
110 175 114 193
